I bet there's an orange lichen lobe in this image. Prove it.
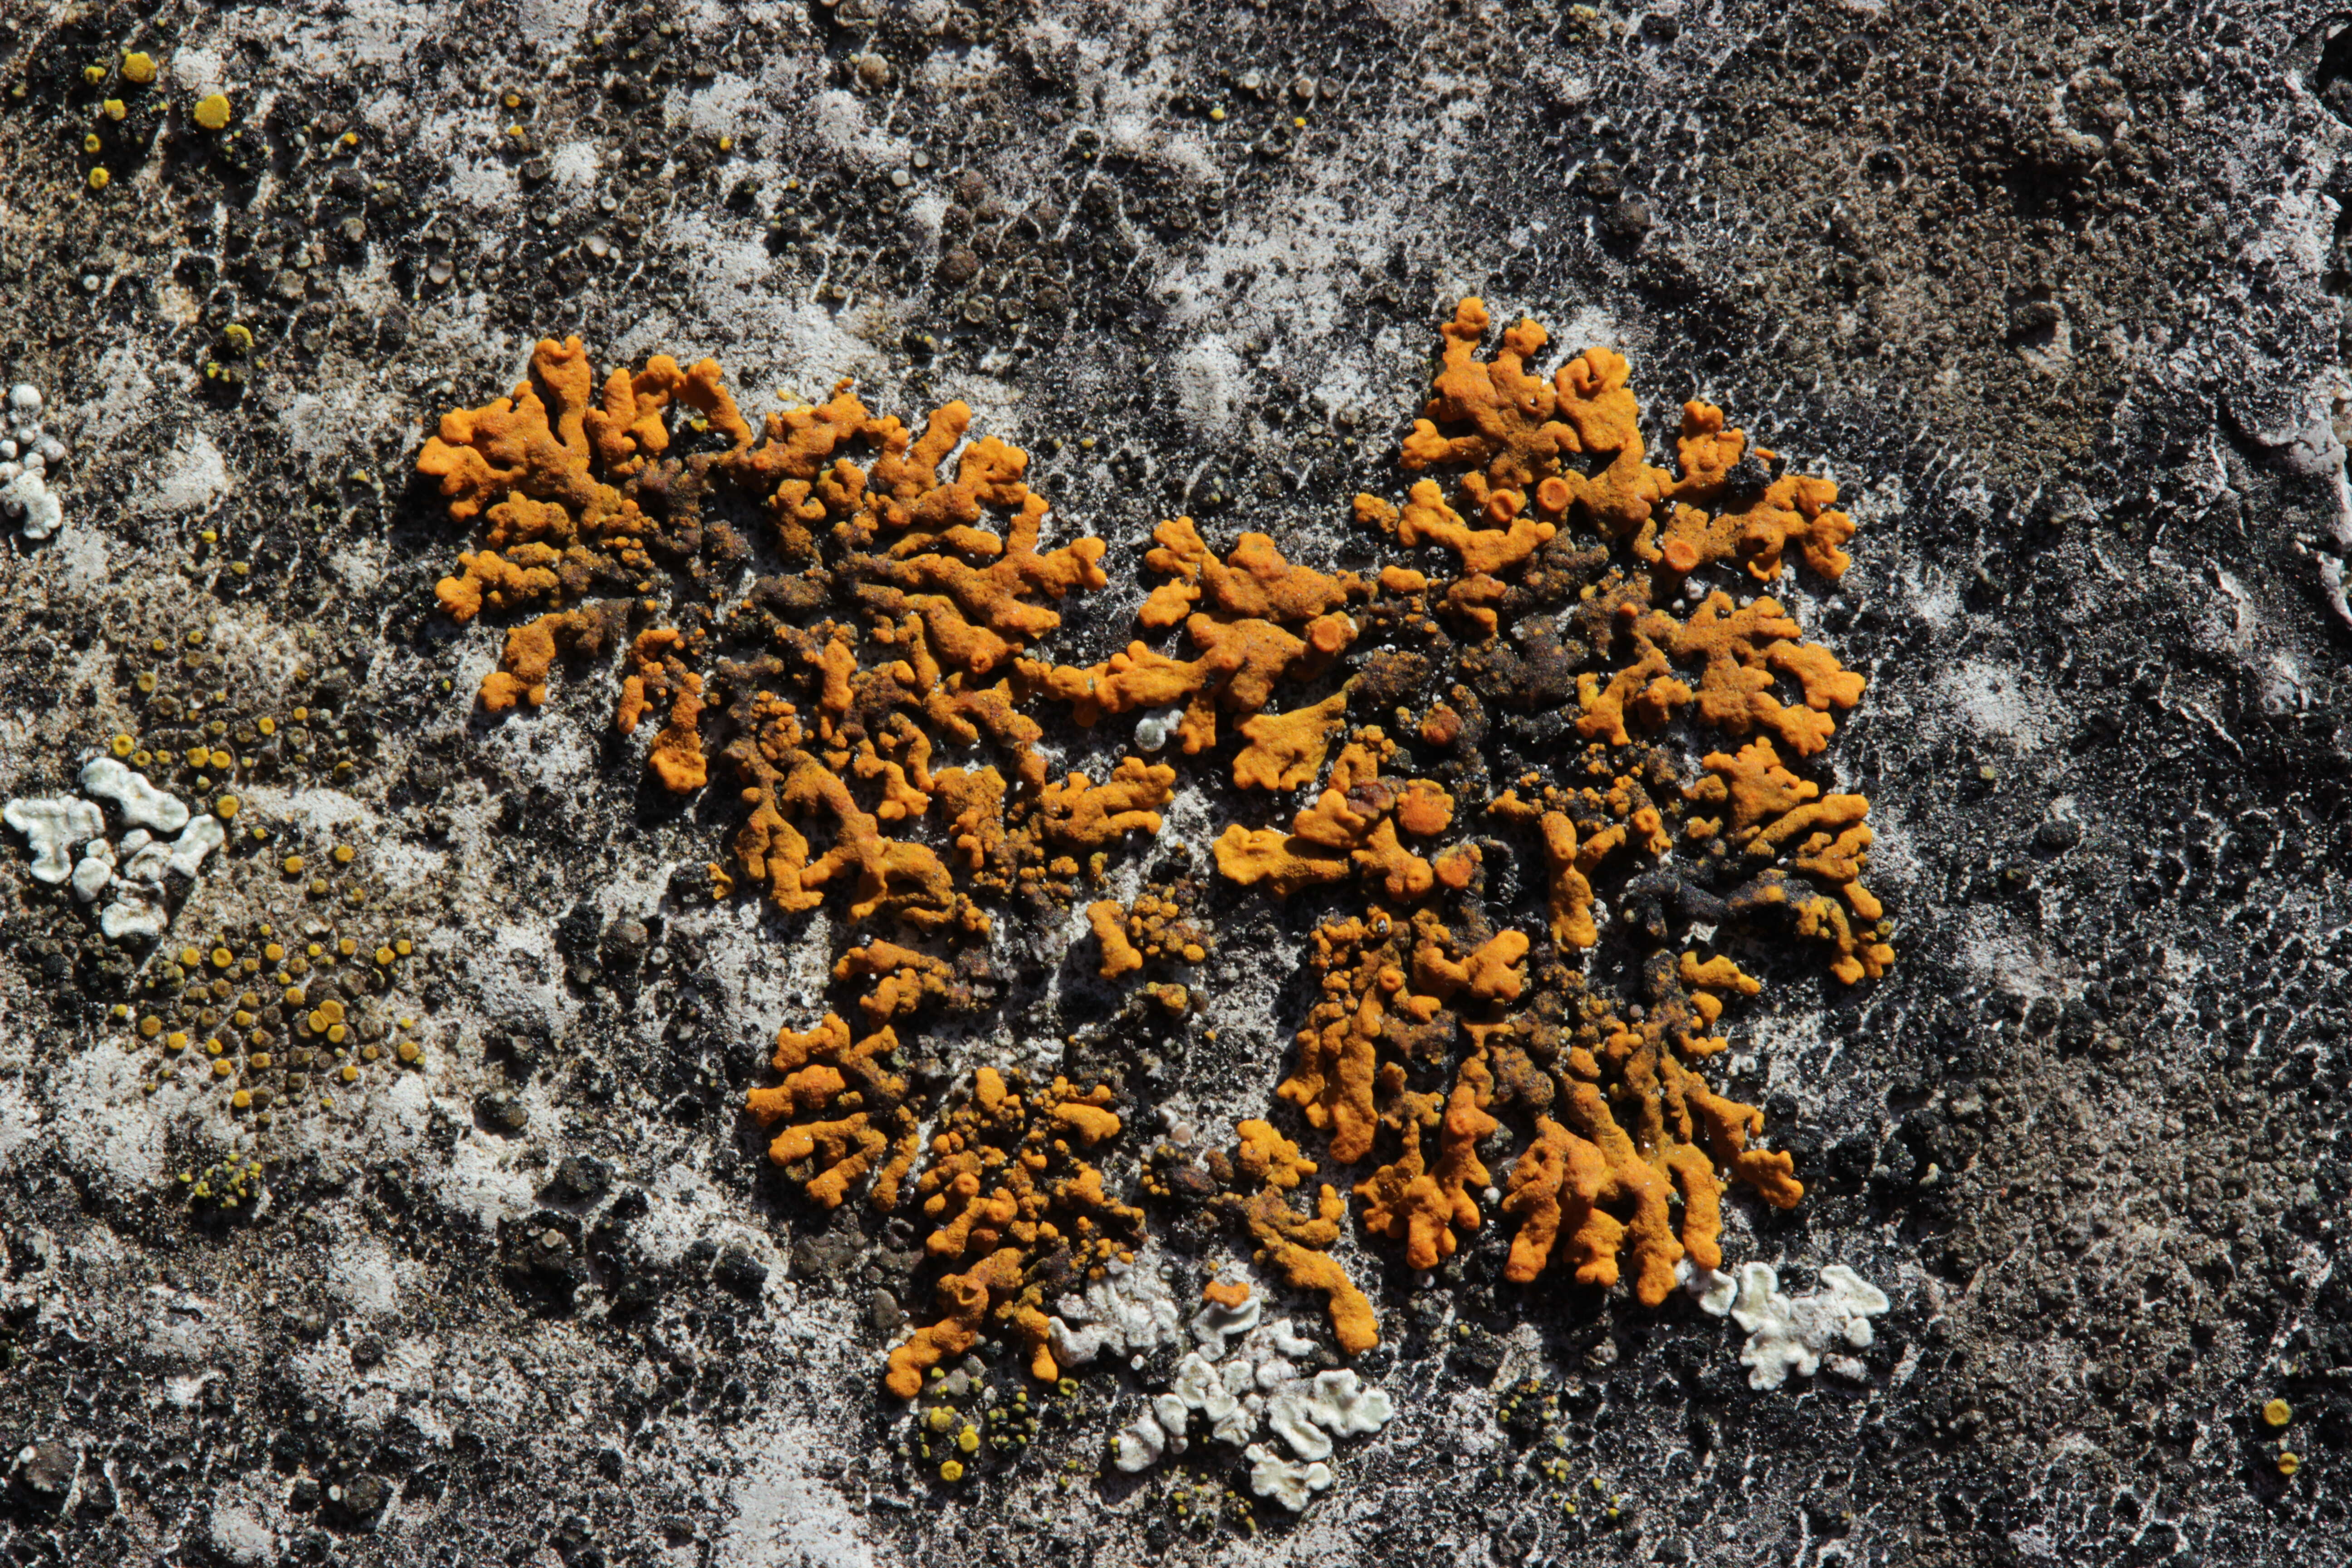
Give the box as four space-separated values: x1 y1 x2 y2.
745 1012 918 1210
1085 886 1210 981
1215 742 1450 903
1356 1050 1499 1270
1039 520 1363 751
1235 1182 1378 1354
884 1067 1142 1395
1234 692 1350 790
1235 1119 1317 1190
1087 900 1143 979
478 604 622 712
1037 758 1176 848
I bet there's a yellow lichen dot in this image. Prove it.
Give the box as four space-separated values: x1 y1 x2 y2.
216 795 240 820
256 715 276 736
82 65 106 86
121 51 157 84
327 1024 348 1045
208 748 232 770
375 946 394 965
138 1016 162 1038
939 1460 964 1483
338 936 357 956
250 1053 271 1070
193 93 231 131
2279 1451 2301 1477
397 1040 421 1063
111 733 134 757
231 1090 252 1109
956 1427 980 1454
283 985 305 1006
164 1031 187 1051
83 132 102 153
339 1064 359 1083
2264 1399 2293 1428
211 1059 232 1079
926 1406 954 1433
210 946 232 969
333 845 355 865
282 854 305 875
87 167 110 191
264 943 284 962
395 939 413 957
205 1039 222 1056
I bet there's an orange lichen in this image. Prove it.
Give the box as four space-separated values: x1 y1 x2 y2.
1035 518 1365 754
1172 299 1891 1316
477 605 622 712
1235 1118 1318 1190
1086 884 1212 981
1203 1278 1254 1310
1491 948 1803 1301
1212 1125 1378 1354
834 941 970 1026
420 341 1136 950
420 343 1202 1406
1087 901 1144 980
1356 1049 1499 1270
744 1013 919 1210
1034 758 1177 849
1360 481 1557 578
1233 692 1350 790
1214 738 1451 903
883 1067 1142 1395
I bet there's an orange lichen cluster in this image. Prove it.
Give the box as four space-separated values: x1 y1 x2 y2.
883 1067 1142 1396
744 1012 919 1210
417 340 1149 928
1031 516 1366 766
1214 736 1463 903
1217 1120 1379 1354
428 302 1895 1392
419 342 1208 1396
1085 883 1212 980
1496 950 1801 1302
1274 906 1537 1273
1174 298 1892 1318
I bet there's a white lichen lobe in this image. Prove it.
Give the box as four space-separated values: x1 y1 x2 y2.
80 758 191 833
0 382 66 540
4 797 104 883
1730 1262 1891 1390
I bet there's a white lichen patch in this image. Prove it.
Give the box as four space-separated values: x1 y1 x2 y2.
3 796 103 882
80 756 191 833
1046 1253 1183 1371
0 382 66 539
1729 1262 1891 1390
1107 1282 1394 1510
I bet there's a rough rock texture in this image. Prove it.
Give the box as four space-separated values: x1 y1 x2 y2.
3 1 2351 1564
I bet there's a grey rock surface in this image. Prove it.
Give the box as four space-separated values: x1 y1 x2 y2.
2 1 2351 1565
